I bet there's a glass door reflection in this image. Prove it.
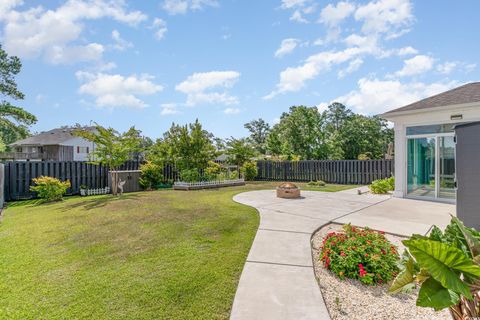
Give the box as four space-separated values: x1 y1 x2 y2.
407 138 436 198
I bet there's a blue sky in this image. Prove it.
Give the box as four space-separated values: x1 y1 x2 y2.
1 0 479 139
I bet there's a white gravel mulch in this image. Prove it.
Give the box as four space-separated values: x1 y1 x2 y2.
311 224 451 320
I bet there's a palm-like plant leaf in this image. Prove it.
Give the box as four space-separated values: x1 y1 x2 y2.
403 239 480 298
417 277 460 310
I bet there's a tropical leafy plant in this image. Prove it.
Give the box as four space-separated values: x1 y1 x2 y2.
320 224 400 285
389 217 480 319
30 176 70 202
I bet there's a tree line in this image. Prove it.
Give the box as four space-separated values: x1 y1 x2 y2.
245 103 393 161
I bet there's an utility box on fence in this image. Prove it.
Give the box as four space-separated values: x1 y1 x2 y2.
108 170 142 194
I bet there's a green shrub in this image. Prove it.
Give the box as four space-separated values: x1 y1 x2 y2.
180 168 201 182
204 161 222 181
390 217 480 317
320 224 400 285
30 176 70 202
241 161 257 181
228 170 239 180
369 176 394 194
307 180 326 187
139 161 164 190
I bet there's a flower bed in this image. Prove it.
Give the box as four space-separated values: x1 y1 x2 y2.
173 179 245 190
320 224 399 285
312 224 450 320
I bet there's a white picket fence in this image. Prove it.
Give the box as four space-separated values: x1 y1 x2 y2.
173 179 245 190
80 187 111 196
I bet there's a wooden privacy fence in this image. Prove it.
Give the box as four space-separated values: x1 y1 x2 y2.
256 159 394 185
3 161 142 201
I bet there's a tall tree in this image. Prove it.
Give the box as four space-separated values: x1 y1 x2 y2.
0 45 37 147
322 102 353 132
148 119 216 171
266 106 327 160
244 118 270 154
225 137 255 166
74 124 142 195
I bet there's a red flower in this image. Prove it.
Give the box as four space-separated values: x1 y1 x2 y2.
358 263 367 278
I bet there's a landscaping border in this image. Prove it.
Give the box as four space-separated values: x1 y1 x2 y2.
173 179 245 190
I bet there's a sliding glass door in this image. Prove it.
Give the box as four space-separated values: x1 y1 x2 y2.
439 136 456 200
407 135 456 201
407 138 436 198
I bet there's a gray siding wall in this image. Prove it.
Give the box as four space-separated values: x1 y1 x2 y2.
455 122 480 229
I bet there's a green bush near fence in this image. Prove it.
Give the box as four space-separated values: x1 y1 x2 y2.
241 161 258 181
369 176 394 194
30 176 70 202
307 180 326 187
139 161 164 190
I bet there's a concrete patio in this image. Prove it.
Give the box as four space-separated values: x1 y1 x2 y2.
230 188 455 320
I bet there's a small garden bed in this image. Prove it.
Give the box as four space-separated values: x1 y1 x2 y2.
173 178 245 190
311 224 449 320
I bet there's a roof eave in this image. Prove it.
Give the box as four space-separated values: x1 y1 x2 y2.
381 101 480 120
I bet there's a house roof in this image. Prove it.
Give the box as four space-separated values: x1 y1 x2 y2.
11 126 96 146
383 82 480 116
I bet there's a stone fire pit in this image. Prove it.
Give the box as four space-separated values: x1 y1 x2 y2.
276 182 301 199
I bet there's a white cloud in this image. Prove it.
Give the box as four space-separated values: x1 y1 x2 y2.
45 43 105 64
397 46 418 56
354 0 413 36
76 72 163 109
265 45 374 99
111 29 133 50
334 78 458 114
337 58 363 78
0 0 147 64
162 0 217 15
319 1 355 26
160 103 180 115
436 61 477 75
96 61 117 72
394 55 434 77
281 0 309 9
274 38 300 58
281 0 316 23
290 10 309 23
437 61 457 75
223 107 240 115
152 18 167 40
175 71 240 106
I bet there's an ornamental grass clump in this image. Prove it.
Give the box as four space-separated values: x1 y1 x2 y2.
320 224 400 285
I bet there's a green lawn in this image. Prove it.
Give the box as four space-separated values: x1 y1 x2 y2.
0 182 354 319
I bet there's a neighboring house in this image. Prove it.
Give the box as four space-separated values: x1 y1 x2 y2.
382 82 480 204
1 127 96 161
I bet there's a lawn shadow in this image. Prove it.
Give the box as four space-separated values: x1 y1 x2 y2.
60 193 141 212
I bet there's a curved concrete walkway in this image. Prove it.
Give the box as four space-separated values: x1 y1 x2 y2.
230 188 454 320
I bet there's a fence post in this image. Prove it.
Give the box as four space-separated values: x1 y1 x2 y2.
0 163 4 208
